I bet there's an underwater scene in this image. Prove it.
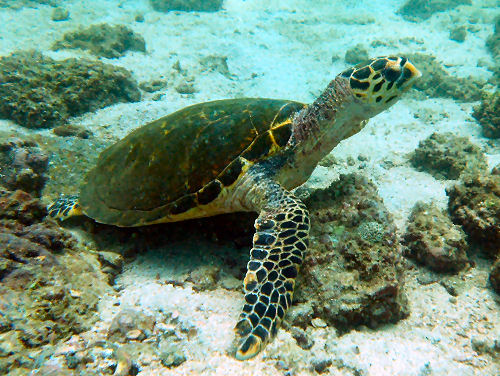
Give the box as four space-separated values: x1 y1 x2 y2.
0 0 499 375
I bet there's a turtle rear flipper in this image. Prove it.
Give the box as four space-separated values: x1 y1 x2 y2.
234 177 309 360
47 195 83 220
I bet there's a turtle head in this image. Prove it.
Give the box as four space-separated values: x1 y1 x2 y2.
339 56 421 116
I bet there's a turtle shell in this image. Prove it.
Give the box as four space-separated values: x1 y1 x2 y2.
79 98 305 226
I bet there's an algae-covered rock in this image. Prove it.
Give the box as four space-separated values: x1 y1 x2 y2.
0 138 48 197
344 44 369 65
199 55 232 78
447 172 500 258
0 50 140 129
0 188 109 374
403 202 468 273
397 0 471 22
486 15 500 58
150 0 223 12
408 53 483 101
52 24 146 58
295 173 408 331
410 132 488 180
449 25 467 42
52 124 92 139
51 7 69 21
472 92 500 139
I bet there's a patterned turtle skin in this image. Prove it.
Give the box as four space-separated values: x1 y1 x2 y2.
48 56 421 360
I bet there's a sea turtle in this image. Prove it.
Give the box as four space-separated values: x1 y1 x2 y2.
48 56 421 360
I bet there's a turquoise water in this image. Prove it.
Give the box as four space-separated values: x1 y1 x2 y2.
0 1 498 375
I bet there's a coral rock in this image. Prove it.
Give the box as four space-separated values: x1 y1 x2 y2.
52 24 146 58
408 53 484 102
295 174 408 331
397 0 471 22
486 15 500 58
403 202 468 273
0 189 46 225
410 132 488 180
0 138 48 196
472 92 500 139
0 50 140 129
0 187 109 373
447 172 500 258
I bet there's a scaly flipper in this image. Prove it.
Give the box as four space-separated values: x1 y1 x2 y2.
47 195 83 220
235 179 309 360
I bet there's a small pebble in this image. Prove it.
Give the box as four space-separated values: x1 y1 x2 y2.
312 358 332 374
311 318 327 328
52 7 70 21
126 329 143 340
449 26 467 42
291 327 314 350
358 154 369 161
175 82 197 94
159 343 186 368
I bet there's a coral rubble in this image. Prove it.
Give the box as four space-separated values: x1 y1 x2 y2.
447 171 500 258
0 138 48 197
410 132 487 180
0 50 140 129
472 92 500 139
52 24 146 58
150 0 223 12
294 173 408 331
397 0 471 22
403 202 468 273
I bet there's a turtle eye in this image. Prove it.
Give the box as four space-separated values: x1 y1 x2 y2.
383 66 401 82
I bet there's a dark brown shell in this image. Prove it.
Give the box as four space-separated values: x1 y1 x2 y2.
79 98 305 226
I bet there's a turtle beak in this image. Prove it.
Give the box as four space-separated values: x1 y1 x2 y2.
406 62 422 79
396 59 422 92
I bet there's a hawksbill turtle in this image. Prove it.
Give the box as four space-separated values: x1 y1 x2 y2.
48 56 421 360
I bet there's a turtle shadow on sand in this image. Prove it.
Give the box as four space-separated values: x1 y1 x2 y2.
64 212 257 287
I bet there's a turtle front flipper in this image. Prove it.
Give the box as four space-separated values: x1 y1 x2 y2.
234 180 309 360
47 194 83 220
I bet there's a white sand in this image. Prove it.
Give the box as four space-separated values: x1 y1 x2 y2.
1 0 499 375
